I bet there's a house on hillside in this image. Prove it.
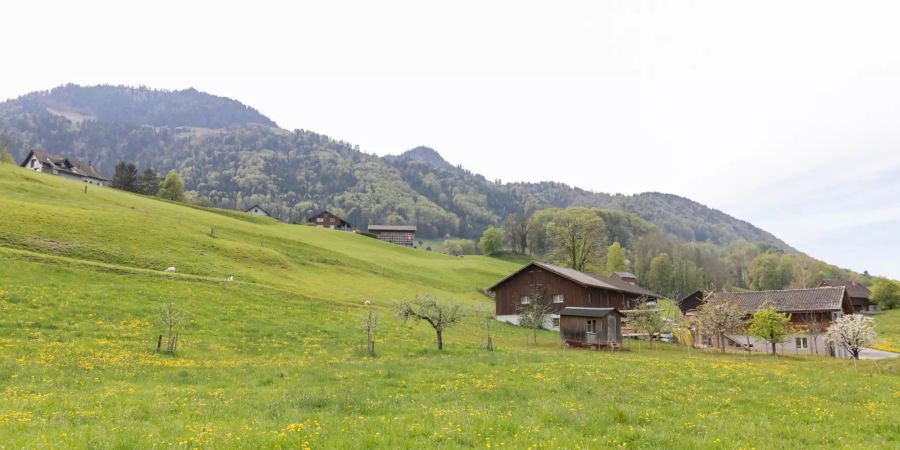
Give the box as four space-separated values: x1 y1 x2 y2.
696 287 854 357
20 149 108 186
368 225 416 247
308 210 351 231
678 289 706 315
558 307 625 349
488 262 661 330
818 279 879 314
245 205 270 217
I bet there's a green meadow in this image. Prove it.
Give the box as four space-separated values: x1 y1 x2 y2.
0 165 898 449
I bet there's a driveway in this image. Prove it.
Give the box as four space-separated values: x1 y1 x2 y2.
858 348 900 360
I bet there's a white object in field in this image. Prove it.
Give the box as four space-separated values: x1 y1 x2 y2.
227 276 234 282
165 267 176 273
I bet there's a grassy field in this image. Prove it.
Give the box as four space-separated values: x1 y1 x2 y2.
1 165 899 448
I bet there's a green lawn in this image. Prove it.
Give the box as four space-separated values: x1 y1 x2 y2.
874 309 900 352
1 165 899 448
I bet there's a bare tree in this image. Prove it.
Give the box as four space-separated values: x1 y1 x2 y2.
395 294 462 351
504 213 530 255
476 304 494 351
798 314 827 356
158 303 185 354
695 292 745 353
629 297 668 348
361 300 379 357
517 285 553 345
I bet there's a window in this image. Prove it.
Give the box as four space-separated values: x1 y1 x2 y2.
552 294 564 303
586 319 597 333
520 295 531 305
552 317 560 327
30 159 35 168
796 337 809 349
316 217 324 223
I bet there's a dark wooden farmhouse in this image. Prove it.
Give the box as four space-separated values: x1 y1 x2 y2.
308 210 351 231
368 225 416 247
488 262 661 330
695 287 854 357
678 289 705 315
20 149 108 186
818 279 878 314
559 307 624 349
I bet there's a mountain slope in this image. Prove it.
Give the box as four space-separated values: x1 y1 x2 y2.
0 84 786 249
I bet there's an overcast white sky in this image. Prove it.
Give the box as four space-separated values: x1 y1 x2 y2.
4 1 900 278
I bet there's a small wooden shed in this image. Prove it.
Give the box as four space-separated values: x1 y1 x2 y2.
558 307 624 349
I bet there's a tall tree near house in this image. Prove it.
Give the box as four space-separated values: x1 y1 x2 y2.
606 242 628 274
825 314 877 360
112 161 139 192
629 298 667 348
517 285 553 345
503 213 530 255
748 303 792 356
395 294 462 351
870 278 900 310
696 293 745 352
546 208 606 271
648 253 674 298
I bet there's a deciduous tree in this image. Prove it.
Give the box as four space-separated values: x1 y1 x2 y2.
825 314 876 359
870 278 900 310
479 226 503 256
696 293 745 352
606 242 628 274
748 303 792 356
546 208 606 271
517 286 553 345
395 294 462 351
629 298 668 347
158 171 186 202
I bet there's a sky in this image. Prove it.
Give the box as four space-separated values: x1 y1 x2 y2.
3 0 900 278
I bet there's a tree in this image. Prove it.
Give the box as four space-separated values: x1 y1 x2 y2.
870 278 900 310
158 171 186 202
648 253 674 297
747 303 792 356
798 314 827 356
749 253 792 290
111 161 139 192
158 303 185 354
546 209 606 271
0 139 13 164
479 226 503 256
361 300 378 357
606 242 628 274
503 213 529 254
138 168 161 195
825 314 876 359
517 285 553 345
696 293 745 352
395 294 462 351
629 298 668 347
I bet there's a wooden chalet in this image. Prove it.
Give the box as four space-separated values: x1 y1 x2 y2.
818 279 878 314
695 287 854 357
368 225 416 247
245 205 270 217
678 289 705 315
308 210 351 231
488 262 661 330
558 307 624 349
20 149 108 186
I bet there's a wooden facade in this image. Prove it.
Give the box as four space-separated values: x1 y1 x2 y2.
818 280 878 314
308 210 351 230
559 308 624 349
368 225 416 247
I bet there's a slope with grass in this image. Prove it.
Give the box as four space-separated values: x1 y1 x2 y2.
0 164 898 448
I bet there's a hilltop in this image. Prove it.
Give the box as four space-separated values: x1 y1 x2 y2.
0 164 898 448
0 84 789 249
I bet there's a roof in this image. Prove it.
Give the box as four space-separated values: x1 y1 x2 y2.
368 225 417 232
245 204 269 215
558 307 623 318
308 210 349 224
23 149 108 181
819 279 871 299
488 262 662 298
613 272 637 279
706 287 851 314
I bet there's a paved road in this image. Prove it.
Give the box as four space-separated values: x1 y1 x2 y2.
858 348 900 360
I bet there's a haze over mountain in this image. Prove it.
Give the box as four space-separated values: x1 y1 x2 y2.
0 85 792 251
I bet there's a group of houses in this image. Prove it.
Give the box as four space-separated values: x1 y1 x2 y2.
488 262 879 358
19 148 419 248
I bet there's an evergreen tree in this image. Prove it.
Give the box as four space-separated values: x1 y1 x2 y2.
111 161 139 192
138 168 161 195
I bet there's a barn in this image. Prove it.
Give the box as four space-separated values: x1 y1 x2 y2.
368 225 416 247
308 210 352 231
558 307 624 349
20 149 109 186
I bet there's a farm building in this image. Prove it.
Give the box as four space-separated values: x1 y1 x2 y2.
488 262 661 330
308 211 351 230
368 225 416 247
691 287 854 357
20 149 108 186
558 307 624 349
818 279 878 314
245 205 270 217
678 289 705 315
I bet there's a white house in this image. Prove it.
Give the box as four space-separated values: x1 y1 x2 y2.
245 205 270 217
20 149 109 186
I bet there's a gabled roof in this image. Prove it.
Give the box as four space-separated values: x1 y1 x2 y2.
245 204 269 215
613 271 637 279
558 307 623 318
22 148 107 181
819 279 871 299
488 262 662 298
368 225 417 232
308 210 349 225
706 287 852 314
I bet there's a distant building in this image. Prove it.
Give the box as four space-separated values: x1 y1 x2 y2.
611 271 638 285
558 307 625 349
488 262 661 330
245 205 270 217
368 225 416 247
818 279 879 314
20 149 108 186
678 289 706 315
308 210 351 231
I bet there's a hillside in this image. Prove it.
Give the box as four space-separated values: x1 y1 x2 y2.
0 164 898 448
0 84 789 248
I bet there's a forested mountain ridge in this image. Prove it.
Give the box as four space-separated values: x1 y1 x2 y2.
0 84 788 250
